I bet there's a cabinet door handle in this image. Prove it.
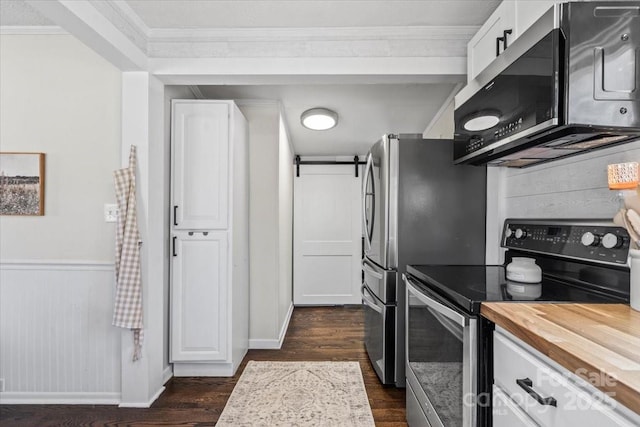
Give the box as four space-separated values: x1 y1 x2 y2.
516 377 557 407
173 205 178 226
172 236 177 257
496 36 505 56
503 29 513 50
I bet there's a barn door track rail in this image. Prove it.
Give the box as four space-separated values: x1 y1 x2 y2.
294 155 365 178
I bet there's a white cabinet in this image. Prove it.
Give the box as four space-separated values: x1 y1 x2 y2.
170 100 249 377
171 101 229 230
171 231 228 362
467 1 556 81
493 328 640 427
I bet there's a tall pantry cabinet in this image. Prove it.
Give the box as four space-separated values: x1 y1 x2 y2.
170 100 249 376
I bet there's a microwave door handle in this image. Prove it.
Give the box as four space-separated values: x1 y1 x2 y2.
405 276 468 327
361 285 383 314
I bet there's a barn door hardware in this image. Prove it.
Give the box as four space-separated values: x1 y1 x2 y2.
294 155 365 178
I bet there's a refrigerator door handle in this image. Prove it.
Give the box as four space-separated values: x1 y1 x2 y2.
362 259 383 279
361 285 383 314
362 153 374 253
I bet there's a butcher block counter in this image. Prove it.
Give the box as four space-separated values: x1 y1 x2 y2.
482 303 640 415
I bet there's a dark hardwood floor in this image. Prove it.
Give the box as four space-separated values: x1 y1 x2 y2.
1 306 406 426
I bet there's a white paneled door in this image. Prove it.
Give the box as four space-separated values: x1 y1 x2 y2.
294 164 362 305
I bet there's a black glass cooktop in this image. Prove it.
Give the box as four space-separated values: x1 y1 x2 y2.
406 264 628 315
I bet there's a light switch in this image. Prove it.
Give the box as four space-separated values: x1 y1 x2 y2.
104 204 118 222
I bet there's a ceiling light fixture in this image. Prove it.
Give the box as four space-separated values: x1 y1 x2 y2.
301 108 338 131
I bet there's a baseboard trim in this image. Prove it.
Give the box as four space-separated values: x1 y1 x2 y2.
278 302 294 347
0 391 120 405
162 365 173 385
118 386 165 408
173 363 234 377
248 303 294 350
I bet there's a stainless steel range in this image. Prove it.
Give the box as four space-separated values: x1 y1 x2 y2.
404 219 632 426
361 134 487 387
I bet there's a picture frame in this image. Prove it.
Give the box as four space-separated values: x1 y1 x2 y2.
0 152 45 216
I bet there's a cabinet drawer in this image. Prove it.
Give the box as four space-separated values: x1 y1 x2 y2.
494 330 637 427
493 385 538 427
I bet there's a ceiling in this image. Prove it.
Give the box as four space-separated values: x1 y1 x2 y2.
198 83 457 155
2 0 501 156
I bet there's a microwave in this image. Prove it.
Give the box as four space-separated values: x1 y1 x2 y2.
454 2 640 168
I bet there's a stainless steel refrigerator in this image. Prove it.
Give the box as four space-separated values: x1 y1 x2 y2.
361 134 486 387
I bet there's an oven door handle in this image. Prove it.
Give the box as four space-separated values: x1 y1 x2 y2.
405 275 468 327
361 285 383 314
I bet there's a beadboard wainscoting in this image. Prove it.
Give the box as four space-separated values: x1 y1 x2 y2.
0 261 121 404
487 140 640 261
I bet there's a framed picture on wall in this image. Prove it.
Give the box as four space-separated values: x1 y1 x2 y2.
0 152 45 216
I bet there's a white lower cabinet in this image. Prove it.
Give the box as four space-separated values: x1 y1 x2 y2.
493 328 640 427
171 231 228 362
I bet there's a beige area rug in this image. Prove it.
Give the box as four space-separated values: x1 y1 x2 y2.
216 361 376 427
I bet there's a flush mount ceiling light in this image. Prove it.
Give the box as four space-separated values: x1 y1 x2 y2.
301 108 338 131
463 112 501 132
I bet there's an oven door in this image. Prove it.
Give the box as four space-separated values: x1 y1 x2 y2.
405 274 477 427
361 283 395 385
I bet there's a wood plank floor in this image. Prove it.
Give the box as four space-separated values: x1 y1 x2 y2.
1 306 407 426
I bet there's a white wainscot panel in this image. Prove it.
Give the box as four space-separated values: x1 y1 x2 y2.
0 261 121 404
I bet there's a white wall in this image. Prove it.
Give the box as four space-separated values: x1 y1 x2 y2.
241 103 281 343
0 35 121 261
0 34 122 402
278 115 294 331
239 102 294 347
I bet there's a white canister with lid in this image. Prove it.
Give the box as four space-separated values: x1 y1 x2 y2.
506 257 542 283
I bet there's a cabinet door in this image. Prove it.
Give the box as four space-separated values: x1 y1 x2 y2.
172 102 229 230
171 231 228 362
467 0 515 81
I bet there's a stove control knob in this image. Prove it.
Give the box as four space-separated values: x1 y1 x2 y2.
602 233 622 249
505 228 514 238
581 232 600 247
515 228 527 239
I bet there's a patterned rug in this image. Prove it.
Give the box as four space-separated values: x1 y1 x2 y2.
216 361 375 426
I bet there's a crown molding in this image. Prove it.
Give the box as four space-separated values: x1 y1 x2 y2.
94 0 149 52
148 25 479 43
0 25 68 35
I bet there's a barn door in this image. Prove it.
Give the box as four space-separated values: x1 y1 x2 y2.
293 164 362 305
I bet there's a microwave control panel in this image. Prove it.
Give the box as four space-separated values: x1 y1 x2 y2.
502 220 630 266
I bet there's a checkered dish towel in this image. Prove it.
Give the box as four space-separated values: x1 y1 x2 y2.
113 145 143 361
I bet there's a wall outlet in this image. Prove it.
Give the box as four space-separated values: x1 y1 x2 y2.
104 204 118 223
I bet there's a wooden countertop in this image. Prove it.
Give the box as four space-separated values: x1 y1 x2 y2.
481 303 640 415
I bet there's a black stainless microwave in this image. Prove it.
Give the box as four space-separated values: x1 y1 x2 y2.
454 2 640 168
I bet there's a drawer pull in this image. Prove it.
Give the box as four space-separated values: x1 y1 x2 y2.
516 378 557 407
